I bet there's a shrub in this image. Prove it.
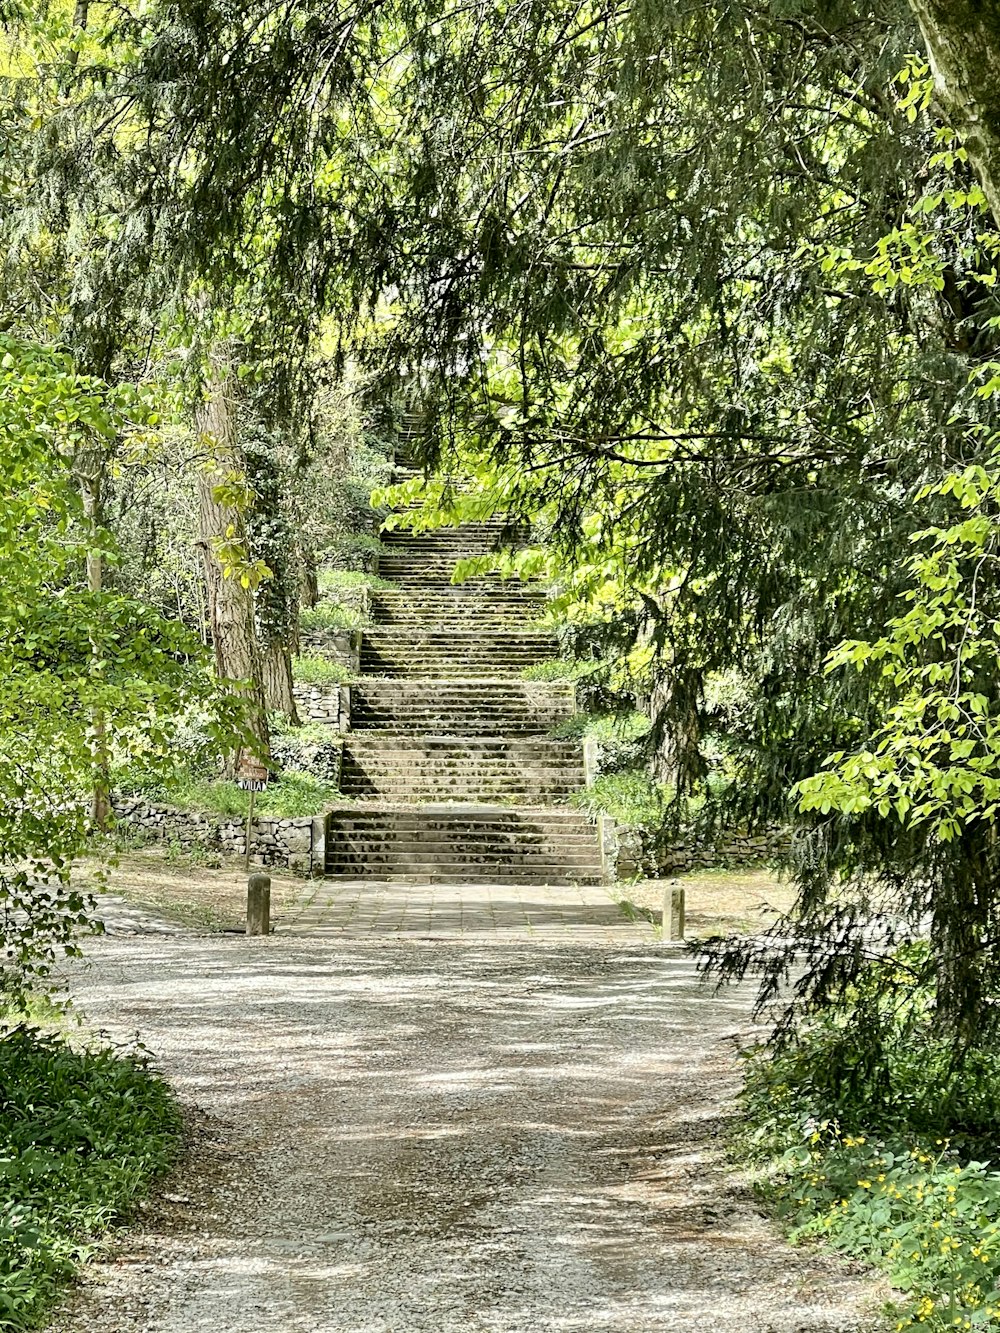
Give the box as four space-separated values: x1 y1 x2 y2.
553 710 651 774
0 1026 181 1329
317 569 396 592
521 658 598 682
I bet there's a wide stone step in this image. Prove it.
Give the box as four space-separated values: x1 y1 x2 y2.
344 736 580 753
359 663 548 679
325 802 595 826
324 868 604 886
372 617 544 632
376 565 520 581
324 832 600 850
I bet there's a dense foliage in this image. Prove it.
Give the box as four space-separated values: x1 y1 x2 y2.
0 335 239 1002
0 1024 181 1329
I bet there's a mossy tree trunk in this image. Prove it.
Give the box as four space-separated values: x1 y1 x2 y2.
909 1 1000 224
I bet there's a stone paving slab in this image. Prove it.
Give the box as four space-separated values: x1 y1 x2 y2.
279 878 656 943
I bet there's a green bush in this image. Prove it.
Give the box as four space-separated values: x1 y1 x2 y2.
317 569 396 592
521 658 597 682
553 710 651 774
0 1026 181 1329
292 653 354 686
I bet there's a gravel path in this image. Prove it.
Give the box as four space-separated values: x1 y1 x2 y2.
47 932 884 1333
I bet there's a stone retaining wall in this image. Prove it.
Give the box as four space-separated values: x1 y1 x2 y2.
292 683 351 729
113 798 326 877
297 627 362 672
606 820 788 881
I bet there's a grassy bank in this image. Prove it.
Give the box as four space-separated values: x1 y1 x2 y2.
0 1024 182 1328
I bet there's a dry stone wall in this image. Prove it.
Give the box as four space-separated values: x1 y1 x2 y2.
607 820 788 880
298 627 362 670
292 683 351 729
112 797 326 877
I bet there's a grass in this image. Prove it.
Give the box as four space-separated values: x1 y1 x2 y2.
299 602 365 631
613 866 794 938
571 769 668 826
0 1024 182 1329
75 847 308 932
292 653 355 686
317 569 396 593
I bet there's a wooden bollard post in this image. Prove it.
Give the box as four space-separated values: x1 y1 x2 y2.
247 873 271 936
662 881 685 942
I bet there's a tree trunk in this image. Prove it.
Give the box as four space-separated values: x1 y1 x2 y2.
299 543 320 611
908 1 1000 226
931 826 996 1046
262 637 298 720
77 451 112 830
648 665 704 795
195 356 270 770
242 431 300 722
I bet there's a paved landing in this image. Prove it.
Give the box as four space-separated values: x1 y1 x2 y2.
280 878 656 943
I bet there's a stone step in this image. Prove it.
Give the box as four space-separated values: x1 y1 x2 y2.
324 869 604 886
348 677 574 734
324 829 600 848
381 526 513 543
372 615 544 631
359 663 548 679
344 735 580 753
372 602 543 618
325 801 595 824
325 860 603 877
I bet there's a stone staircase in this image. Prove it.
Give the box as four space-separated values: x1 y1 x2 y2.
363 519 553 678
324 805 603 884
323 474 604 885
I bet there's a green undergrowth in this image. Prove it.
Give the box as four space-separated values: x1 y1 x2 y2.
741 948 1000 1330
299 601 365 631
317 569 396 593
292 653 354 686
0 1024 181 1330
521 658 599 682
571 768 668 826
551 709 650 742
121 766 338 819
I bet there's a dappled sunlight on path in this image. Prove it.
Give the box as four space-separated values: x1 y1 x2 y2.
48 937 882 1332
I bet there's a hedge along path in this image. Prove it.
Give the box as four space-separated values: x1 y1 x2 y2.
47 926 887 1333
